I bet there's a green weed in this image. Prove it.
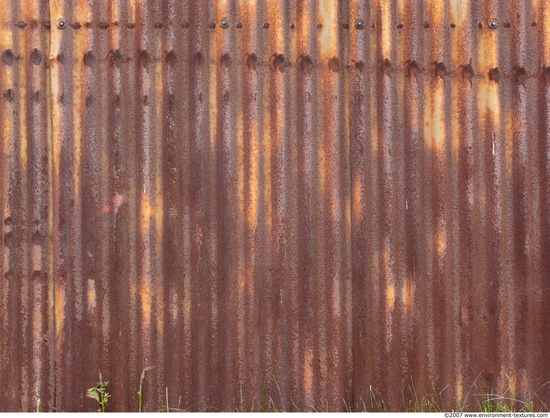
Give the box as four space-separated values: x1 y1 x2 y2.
86 372 110 413
137 366 155 412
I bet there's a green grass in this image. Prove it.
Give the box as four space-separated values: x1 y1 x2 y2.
86 372 110 413
400 381 447 412
158 386 545 412
353 378 546 413
82 370 548 412
137 366 155 412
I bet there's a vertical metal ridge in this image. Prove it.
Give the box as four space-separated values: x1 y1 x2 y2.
401 0 423 400
238 0 263 407
537 1 550 406
0 0 53 411
286 2 301 407
0 0 17 410
1 0 550 412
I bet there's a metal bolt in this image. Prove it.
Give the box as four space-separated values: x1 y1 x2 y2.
355 18 365 29
57 19 67 29
220 18 229 28
488 19 498 29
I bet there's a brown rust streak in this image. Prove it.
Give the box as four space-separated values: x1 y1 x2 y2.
237 0 258 405
474 0 502 394
45 0 55 409
211 0 241 408
525 2 545 402
205 2 221 407
46 0 65 409
318 0 351 409
0 0 14 410
260 4 273 409
15 0 31 408
188 0 216 408
365 0 384 403
26 0 51 409
499 0 528 398
265 0 293 407
136 0 165 407
71 0 88 336
450 0 476 405
422 0 449 399
119 0 141 410
392 0 408 399
153 4 165 404
3 0 550 412
540 1 550 407
160 0 189 410
375 0 399 403
104 0 128 408
285 0 302 408
95 0 115 403
400 0 424 401
294 0 319 407
349 0 371 407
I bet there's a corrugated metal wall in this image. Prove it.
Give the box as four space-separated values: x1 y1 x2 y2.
0 0 54 411
0 0 549 412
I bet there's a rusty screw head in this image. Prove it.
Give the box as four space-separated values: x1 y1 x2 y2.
355 18 365 29
220 18 229 29
57 19 67 29
488 19 498 29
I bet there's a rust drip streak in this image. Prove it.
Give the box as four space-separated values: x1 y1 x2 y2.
0 0 13 411
45 3 56 409
106 1 129 406
119 4 141 410
16 3 31 407
2 0 550 412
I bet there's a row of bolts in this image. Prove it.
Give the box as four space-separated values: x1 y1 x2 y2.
54 17 501 30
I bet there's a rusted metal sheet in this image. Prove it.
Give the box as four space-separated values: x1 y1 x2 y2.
0 0 54 412
1 0 549 412
350 0 550 411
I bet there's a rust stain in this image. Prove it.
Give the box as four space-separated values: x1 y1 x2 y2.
1 0 549 413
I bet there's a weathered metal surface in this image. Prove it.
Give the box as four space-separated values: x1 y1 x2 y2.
0 0 54 411
0 0 549 412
